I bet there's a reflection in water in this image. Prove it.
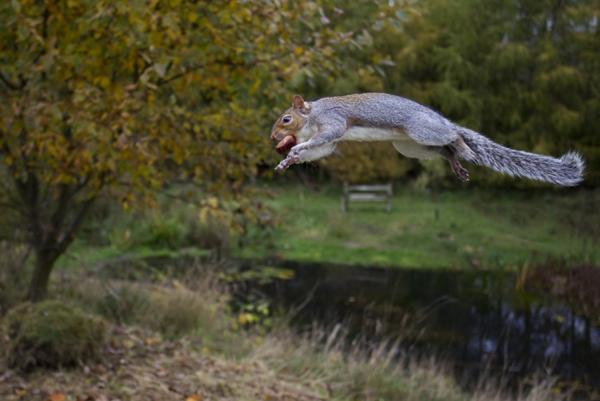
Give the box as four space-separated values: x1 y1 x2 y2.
241 261 600 392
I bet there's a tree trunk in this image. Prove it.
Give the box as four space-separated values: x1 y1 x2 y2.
28 251 57 302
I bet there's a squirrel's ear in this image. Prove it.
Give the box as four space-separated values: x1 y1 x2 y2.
292 95 305 108
292 95 311 114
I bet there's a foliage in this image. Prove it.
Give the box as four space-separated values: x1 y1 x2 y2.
78 190 240 257
3 300 106 371
132 217 188 250
0 0 348 300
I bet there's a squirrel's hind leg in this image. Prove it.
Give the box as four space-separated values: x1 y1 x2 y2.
436 145 470 182
449 158 470 182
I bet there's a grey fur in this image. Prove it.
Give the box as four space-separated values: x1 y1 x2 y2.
459 127 584 186
276 93 585 186
310 93 459 145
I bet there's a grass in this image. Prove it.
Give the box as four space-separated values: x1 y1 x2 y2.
3 301 106 371
49 182 600 273
57 244 210 271
59 262 236 345
1 262 565 401
0 183 591 399
253 327 560 401
239 183 600 269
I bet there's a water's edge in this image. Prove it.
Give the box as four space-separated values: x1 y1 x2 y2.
237 259 600 395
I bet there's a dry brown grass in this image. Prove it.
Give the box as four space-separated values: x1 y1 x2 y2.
252 326 565 401
0 325 324 401
60 265 234 345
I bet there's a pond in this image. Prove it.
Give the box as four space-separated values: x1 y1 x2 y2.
237 260 600 397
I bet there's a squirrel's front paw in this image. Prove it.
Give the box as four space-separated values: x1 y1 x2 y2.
275 154 300 172
274 160 289 172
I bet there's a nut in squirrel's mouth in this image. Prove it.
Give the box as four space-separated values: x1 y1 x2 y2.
275 135 297 154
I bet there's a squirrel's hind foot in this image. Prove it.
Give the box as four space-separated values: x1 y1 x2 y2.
450 159 470 182
438 146 470 182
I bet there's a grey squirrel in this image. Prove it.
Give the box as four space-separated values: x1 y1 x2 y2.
271 93 584 186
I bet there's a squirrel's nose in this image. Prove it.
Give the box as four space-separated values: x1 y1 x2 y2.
271 129 285 142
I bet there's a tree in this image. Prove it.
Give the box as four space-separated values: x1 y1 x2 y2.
0 0 346 301
383 0 600 185
306 0 599 186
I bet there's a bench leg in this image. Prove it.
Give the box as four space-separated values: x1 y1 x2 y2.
341 197 348 213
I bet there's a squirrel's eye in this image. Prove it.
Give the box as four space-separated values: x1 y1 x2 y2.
282 115 292 124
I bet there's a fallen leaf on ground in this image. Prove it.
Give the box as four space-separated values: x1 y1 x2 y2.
48 393 66 401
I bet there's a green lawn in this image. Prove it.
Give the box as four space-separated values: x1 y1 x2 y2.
240 184 600 269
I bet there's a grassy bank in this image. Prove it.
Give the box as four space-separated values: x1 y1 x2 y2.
47 183 600 272
240 184 600 269
0 262 563 401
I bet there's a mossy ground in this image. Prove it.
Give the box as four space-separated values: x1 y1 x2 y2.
239 184 600 269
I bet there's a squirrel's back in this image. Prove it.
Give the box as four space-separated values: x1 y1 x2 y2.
312 93 459 146
314 93 440 122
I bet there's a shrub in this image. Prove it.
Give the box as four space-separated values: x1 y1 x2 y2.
108 207 231 254
142 286 208 338
136 217 187 250
67 268 232 341
96 283 211 338
186 216 231 252
96 285 150 325
3 301 106 371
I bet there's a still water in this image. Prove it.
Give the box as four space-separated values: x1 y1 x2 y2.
239 260 600 395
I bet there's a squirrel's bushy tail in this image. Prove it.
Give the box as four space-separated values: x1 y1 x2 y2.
459 128 584 186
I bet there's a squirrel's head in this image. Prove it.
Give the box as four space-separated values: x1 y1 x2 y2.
270 95 311 154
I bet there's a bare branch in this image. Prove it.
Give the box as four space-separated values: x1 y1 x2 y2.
56 196 96 256
158 64 205 86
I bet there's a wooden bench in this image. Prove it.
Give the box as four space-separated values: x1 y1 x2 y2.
341 183 393 213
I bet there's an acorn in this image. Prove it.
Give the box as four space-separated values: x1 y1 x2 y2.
275 135 297 155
